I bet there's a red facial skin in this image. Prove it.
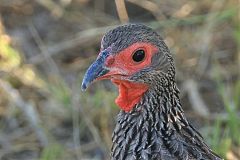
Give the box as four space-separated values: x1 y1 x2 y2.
98 42 158 112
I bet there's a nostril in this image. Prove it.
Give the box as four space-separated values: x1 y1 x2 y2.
105 55 115 66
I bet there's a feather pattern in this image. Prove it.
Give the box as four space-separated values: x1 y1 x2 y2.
111 73 222 160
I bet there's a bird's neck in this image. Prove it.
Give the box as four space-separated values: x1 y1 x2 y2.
111 79 220 159
111 80 187 158
115 80 188 135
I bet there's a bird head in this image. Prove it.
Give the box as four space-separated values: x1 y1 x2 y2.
82 24 174 112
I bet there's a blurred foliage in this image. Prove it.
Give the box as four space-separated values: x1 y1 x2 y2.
0 24 43 88
40 144 64 160
0 34 20 71
205 79 240 158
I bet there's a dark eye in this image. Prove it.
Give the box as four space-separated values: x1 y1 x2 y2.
132 49 145 62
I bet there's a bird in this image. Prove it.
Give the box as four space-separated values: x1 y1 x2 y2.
81 24 222 160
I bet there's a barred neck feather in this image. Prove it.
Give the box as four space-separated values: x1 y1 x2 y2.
111 76 222 160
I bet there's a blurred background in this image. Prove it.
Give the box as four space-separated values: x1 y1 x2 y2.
0 0 239 159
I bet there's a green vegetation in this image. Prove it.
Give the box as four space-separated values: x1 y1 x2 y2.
40 144 64 160
206 80 240 158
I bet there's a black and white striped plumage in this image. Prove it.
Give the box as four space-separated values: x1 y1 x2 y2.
82 24 222 160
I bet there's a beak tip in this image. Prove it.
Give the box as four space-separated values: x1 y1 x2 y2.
81 50 110 92
81 87 86 91
81 82 88 91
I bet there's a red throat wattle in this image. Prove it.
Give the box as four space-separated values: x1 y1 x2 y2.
101 42 157 112
111 79 148 112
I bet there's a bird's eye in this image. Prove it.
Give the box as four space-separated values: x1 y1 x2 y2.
132 49 145 62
